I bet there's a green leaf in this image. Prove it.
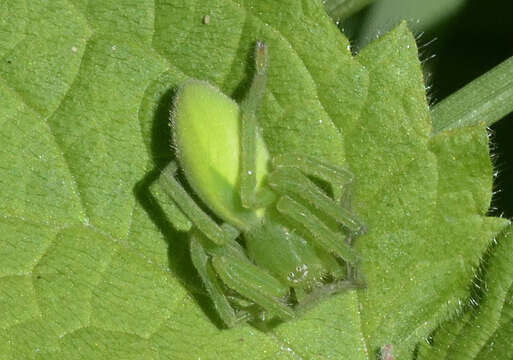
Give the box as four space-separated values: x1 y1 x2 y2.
417 226 513 360
0 2 507 359
337 22 508 358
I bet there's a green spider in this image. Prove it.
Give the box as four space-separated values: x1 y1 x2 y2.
158 41 365 327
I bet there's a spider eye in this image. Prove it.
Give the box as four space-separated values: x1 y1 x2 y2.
287 264 309 284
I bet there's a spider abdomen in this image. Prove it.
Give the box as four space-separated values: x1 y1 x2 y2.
172 79 269 229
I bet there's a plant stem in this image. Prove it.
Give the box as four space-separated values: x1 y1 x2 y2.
324 0 376 20
431 55 513 135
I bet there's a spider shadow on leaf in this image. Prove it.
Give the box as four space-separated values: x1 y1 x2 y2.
134 86 230 329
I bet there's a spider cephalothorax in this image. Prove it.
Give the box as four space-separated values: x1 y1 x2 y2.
158 41 365 327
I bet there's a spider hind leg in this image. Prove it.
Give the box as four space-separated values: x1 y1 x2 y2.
240 42 269 209
158 161 230 246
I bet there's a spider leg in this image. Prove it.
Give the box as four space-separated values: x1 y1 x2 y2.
240 41 269 209
267 166 365 235
275 195 360 265
272 154 357 208
294 279 359 314
210 248 295 320
158 161 230 245
189 231 247 327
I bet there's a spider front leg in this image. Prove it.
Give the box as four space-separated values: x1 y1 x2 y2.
158 162 293 325
190 228 295 324
189 230 244 327
189 224 293 327
267 156 366 287
270 155 366 234
209 244 295 321
273 153 357 207
266 158 365 265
